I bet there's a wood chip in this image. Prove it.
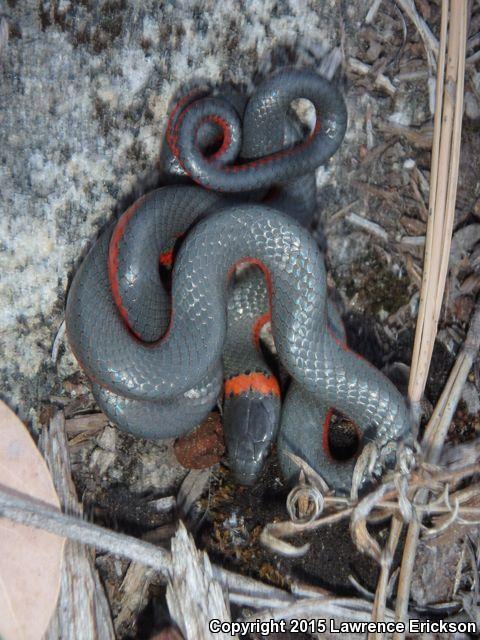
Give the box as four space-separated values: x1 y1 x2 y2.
377 121 434 148
176 469 211 520
345 212 389 241
114 562 154 635
40 411 115 640
65 412 109 437
348 57 396 95
166 522 233 639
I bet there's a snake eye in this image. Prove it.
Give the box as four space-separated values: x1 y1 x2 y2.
327 412 360 461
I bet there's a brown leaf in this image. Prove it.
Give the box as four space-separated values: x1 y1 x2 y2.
0 401 65 640
173 412 224 469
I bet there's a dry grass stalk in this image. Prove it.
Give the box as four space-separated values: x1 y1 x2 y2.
366 4 470 632
368 516 403 635
394 306 479 635
394 2 469 635
408 0 467 404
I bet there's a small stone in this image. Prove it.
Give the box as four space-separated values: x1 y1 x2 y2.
465 91 480 120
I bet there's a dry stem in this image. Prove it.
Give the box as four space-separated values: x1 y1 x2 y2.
0 483 294 608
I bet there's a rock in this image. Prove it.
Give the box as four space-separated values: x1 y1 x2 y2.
0 0 339 425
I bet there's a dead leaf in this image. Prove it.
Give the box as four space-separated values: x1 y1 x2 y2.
0 400 65 640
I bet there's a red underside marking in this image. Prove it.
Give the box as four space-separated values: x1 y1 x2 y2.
109 196 177 345
108 195 148 337
326 325 375 370
224 371 280 397
252 312 271 350
207 115 232 161
167 93 323 184
322 408 334 459
159 232 185 269
170 105 234 190
159 248 174 267
166 89 204 155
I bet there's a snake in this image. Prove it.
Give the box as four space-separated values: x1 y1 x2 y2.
65 69 411 492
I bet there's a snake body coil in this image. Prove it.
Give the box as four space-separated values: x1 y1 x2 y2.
66 69 410 492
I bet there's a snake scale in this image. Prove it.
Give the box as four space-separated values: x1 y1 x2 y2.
66 69 411 492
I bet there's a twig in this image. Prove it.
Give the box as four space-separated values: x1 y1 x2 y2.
319 47 343 80
51 320 66 363
0 483 294 607
395 70 429 83
243 596 392 625
365 0 383 25
345 212 389 241
348 57 396 96
399 235 425 248
327 200 359 225
408 175 429 222
467 31 480 52
352 179 399 203
376 121 433 149
466 49 480 66
395 0 439 60
360 141 396 166
424 310 480 462
0 484 173 576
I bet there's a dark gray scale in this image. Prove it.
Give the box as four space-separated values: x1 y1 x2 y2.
156 74 329 483
222 266 281 485
172 69 347 192
66 201 410 491
66 186 225 440
91 369 222 440
65 70 411 493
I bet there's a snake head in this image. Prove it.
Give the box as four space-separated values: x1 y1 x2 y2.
223 391 281 485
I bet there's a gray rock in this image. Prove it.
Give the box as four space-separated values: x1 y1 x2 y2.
0 0 339 424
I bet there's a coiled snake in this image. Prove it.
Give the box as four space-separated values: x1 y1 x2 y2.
65 69 410 492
